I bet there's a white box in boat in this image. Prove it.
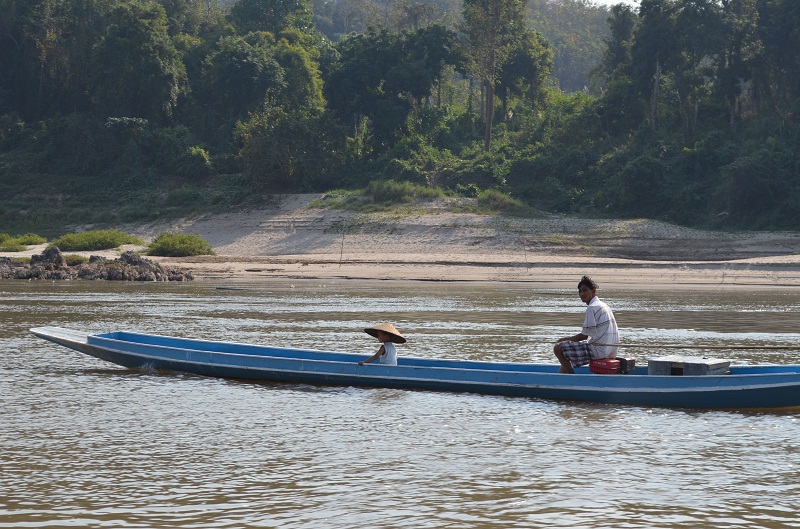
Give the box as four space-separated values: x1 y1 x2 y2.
647 356 731 376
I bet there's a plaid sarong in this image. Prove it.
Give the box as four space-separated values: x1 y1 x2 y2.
559 341 592 368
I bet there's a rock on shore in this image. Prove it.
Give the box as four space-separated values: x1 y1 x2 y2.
0 247 192 281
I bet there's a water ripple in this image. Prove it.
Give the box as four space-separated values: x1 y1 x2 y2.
3 281 800 528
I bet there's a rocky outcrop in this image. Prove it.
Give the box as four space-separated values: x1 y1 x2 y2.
0 248 192 281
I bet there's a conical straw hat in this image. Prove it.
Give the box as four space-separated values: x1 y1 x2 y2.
364 322 406 344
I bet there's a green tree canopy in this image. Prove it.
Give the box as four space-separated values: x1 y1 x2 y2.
272 29 326 114
91 1 188 121
229 0 315 34
201 32 285 121
497 29 553 115
326 25 461 150
462 0 527 150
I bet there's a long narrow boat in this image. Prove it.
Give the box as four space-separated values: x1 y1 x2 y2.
31 326 800 410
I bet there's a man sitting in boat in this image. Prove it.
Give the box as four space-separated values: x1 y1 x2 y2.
358 322 406 366
554 276 619 374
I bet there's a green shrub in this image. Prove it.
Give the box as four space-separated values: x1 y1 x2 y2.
3 256 31 264
147 232 215 257
63 254 89 266
308 189 358 209
14 233 47 245
164 187 202 207
51 230 145 251
0 241 27 252
364 179 445 204
311 184 447 212
476 189 525 214
0 233 10 244
173 146 212 178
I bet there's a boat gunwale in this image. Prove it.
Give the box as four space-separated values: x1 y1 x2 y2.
81 329 800 389
94 330 563 373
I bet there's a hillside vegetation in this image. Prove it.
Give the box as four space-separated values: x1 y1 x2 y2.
1 0 798 236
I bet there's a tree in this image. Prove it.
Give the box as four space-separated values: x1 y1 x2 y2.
462 0 526 150
525 0 612 93
235 106 345 191
388 24 463 102
272 30 326 115
326 25 460 151
594 3 636 83
394 0 441 32
201 32 285 122
713 0 755 133
592 4 640 135
0 0 68 118
496 29 552 118
0 0 117 120
671 0 728 139
156 0 208 35
754 0 800 127
311 0 382 41
325 29 394 148
90 1 188 122
632 0 679 131
229 0 315 35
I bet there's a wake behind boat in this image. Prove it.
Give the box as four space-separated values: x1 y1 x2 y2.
31 327 800 410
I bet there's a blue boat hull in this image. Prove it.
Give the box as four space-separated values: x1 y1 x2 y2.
30 327 800 410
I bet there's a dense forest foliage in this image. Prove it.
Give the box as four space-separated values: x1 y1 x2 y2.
0 0 798 233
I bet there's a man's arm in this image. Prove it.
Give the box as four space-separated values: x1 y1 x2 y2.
556 333 588 343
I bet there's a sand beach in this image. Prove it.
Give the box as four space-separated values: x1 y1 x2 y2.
5 194 800 289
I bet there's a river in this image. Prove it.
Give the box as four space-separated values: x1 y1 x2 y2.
2 279 799 528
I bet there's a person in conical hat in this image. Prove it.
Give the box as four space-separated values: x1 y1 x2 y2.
358 322 405 366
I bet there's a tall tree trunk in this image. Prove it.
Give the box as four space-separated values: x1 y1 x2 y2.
484 81 495 151
467 76 474 115
479 79 485 126
651 55 660 131
676 90 687 135
484 18 498 151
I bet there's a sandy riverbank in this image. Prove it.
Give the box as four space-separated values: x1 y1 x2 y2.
5 194 800 289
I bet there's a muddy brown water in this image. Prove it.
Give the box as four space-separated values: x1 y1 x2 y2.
2 279 800 528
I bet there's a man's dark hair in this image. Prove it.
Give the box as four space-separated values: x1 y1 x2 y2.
578 275 598 290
